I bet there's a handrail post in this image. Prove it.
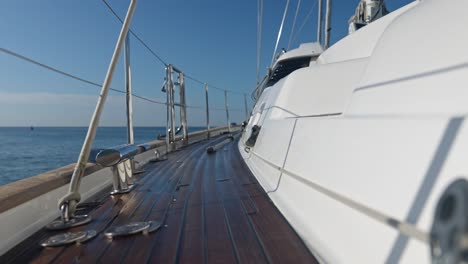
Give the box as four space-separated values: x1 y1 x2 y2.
124 35 140 179
125 35 134 147
243 93 249 121
166 64 176 151
204 83 210 139
224 90 231 132
55 0 138 227
179 72 188 145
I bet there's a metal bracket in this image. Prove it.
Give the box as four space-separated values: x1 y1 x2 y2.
245 125 261 147
131 159 145 175
47 215 92 230
110 161 137 195
430 178 468 264
41 230 97 247
149 150 168 163
46 203 92 230
104 221 161 239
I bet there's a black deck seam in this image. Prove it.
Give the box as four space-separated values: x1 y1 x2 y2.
171 135 234 263
173 141 210 264
142 139 218 263
216 150 241 264
50 158 175 264
201 159 208 264
115 145 200 264
95 151 186 262
224 140 271 264
141 141 207 263
233 139 317 263
91 146 194 263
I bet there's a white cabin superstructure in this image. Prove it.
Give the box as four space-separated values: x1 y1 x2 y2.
240 0 468 263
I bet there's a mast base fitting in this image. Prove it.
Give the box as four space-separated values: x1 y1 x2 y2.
110 183 137 195
133 169 145 175
430 179 468 264
149 150 168 163
41 230 97 247
46 214 92 230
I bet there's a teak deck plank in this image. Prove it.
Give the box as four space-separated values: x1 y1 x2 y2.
203 154 238 263
8 134 317 264
219 151 269 263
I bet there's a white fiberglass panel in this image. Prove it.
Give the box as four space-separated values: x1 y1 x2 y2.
358 0 468 89
272 58 368 118
316 2 417 64
285 117 446 223
349 66 468 115
271 116 468 263
349 0 468 116
246 117 296 191
270 173 402 264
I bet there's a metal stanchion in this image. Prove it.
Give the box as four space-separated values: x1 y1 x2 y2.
205 83 210 139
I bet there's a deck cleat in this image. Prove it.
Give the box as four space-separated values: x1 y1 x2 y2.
104 221 162 239
145 221 162 234
41 230 97 247
77 230 97 244
109 161 138 195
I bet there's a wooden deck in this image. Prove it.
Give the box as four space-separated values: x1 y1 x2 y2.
4 134 317 264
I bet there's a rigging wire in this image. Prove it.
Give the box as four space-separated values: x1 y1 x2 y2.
1 47 171 106
0 47 239 110
271 0 291 66
102 0 167 67
185 75 225 92
184 75 245 95
291 0 318 46
287 0 302 50
101 0 246 96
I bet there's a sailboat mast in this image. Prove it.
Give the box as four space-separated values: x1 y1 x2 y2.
317 0 323 45
324 0 332 49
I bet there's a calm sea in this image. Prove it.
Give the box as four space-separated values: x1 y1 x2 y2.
0 127 204 186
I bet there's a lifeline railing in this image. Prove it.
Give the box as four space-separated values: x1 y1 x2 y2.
0 0 252 230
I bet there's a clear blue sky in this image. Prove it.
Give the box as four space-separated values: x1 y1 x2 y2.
0 0 413 127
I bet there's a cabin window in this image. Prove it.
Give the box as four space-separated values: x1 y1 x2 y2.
265 56 312 87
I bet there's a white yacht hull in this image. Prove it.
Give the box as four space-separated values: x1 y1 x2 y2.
239 0 468 263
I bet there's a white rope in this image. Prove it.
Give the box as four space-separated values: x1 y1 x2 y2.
287 0 302 50
271 0 291 66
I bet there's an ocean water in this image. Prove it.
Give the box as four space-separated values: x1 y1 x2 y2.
0 127 203 186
